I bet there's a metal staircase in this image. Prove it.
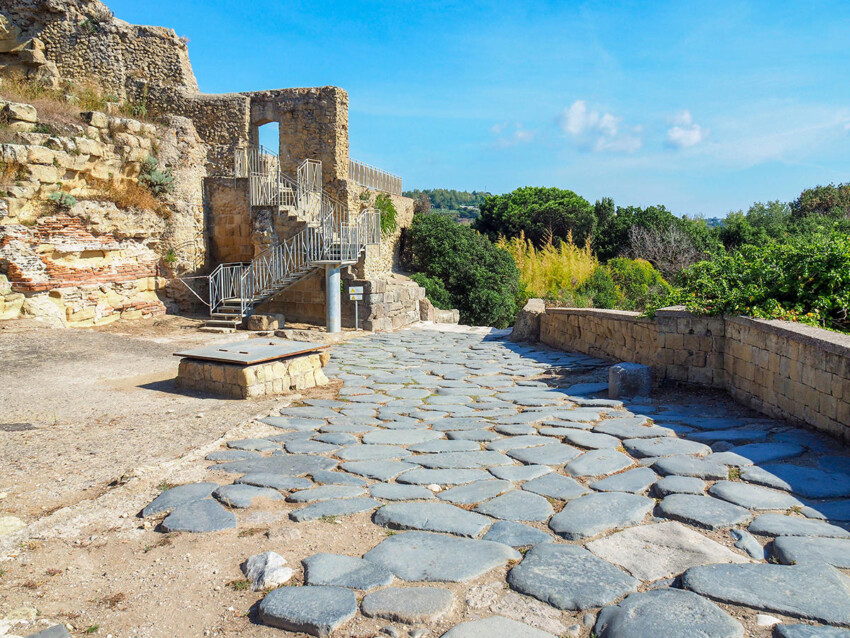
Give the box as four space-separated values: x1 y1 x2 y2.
205 146 380 329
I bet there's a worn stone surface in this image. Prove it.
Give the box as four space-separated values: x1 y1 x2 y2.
657 494 752 530
142 482 218 516
774 626 850 637
440 616 557 638
708 481 803 510
743 465 850 499
259 585 357 637
564 449 634 477
475 490 554 522
235 473 312 491
289 497 381 522
549 492 653 539
437 480 513 505
303 553 394 590
361 586 454 624
748 514 850 538
374 502 491 537
213 484 283 508
590 467 657 493
160 499 236 533
608 362 652 399
653 475 705 496
482 521 553 547
522 472 589 500
242 551 293 591
772 537 850 568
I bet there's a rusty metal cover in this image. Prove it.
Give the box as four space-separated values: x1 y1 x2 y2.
174 339 327 365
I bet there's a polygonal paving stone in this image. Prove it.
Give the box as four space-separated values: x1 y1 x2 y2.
475 490 553 522
652 455 728 479
313 433 359 446
730 528 766 559
370 483 435 501
287 485 366 503
335 445 411 461
213 484 283 508
489 464 552 481
213 455 337 476
508 543 639 610
708 481 803 510
508 443 581 466
206 449 259 461
657 494 751 530
726 443 805 465
487 435 550 451
374 502 491 537
361 586 454 624
773 536 850 568
235 473 313 491
560 430 621 449
258 585 357 637
594 589 744 638
447 429 501 442
623 437 712 458
362 429 443 446
280 406 339 419
774 625 850 637
408 439 480 453
522 473 588 500
742 465 850 499
363 531 520 582
594 417 672 439
397 468 492 485
410 451 514 469
585 521 750 581
285 439 340 454
430 418 491 431
261 416 326 431
160 499 236 533
549 492 653 540
682 563 850 626
142 482 218 516
289 497 381 522
440 616 557 638
748 514 850 538
340 461 415 481
303 553 394 590
437 480 513 505
652 475 705 496
495 423 538 436
564 449 634 477
687 428 772 443
803 500 850 522
590 467 657 493
482 520 553 547
309 470 366 487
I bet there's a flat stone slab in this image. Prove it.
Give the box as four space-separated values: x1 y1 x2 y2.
522 473 589 500
369 483 435 501
708 481 803 510
487 435 550 451
774 625 850 637
657 494 752 530
314 433 359 447
490 464 552 481
482 520 554 547
803 500 850 522
160 499 236 533
206 449 259 461
290 498 381 522
142 482 218 516
227 437 280 452
437 480 513 505
748 514 850 538
335 445 411 461
363 531 521 582
411 451 514 469
682 563 850 626
653 475 705 496
214 455 337 476
475 490 554 522
564 449 634 477
303 553 394 590
508 543 639 610
726 443 805 464
623 437 711 458
447 429 501 442
213 484 283 508
653 455 728 479
235 473 313 491
586 521 750 581
374 502 491 537
340 461 415 481
362 430 443 446
309 470 365 486
287 485 366 503
508 443 582 466
594 418 673 439
285 439 339 454
773 537 850 568
561 430 622 449
742 465 850 499
361 586 454 624
397 468 492 485
594 589 744 638
549 492 653 540
259 585 357 637
440 616 557 638
590 467 657 493
408 439 480 453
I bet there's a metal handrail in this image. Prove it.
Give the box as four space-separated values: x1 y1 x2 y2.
349 158 402 196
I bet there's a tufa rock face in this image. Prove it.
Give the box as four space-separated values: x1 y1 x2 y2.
511 298 546 343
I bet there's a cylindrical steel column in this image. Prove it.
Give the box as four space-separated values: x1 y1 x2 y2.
325 263 341 333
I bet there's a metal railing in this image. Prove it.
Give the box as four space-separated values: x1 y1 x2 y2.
349 158 402 196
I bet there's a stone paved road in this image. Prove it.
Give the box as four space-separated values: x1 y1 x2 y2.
143 326 850 638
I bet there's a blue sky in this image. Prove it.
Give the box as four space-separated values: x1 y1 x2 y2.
109 0 850 216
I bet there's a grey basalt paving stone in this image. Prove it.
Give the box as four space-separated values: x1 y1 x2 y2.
494 423 537 435
303 553 394 590
725 442 805 465
362 430 443 446
160 499 236 533
235 473 313 491
388 388 431 400
309 470 366 486
522 472 588 500
142 482 218 516
509 443 581 466
258 585 357 637
594 418 673 439
748 514 850 538
408 439 480 453
340 460 415 481
205 449 259 462
23 625 72 638
363 531 521 582
803 500 850 522
287 485 366 503
774 625 850 637
623 437 712 458
213 455 337 476
437 480 514 505
590 467 657 493
261 416 326 431
539 422 595 434
564 449 634 477
285 439 340 455
289 497 381 522
593 589 744 638
652 475 706 497
560 430 621 449
370 483 435 501
819 455 850 475
773 536 850 568
487 435 550 451
446 429 501 442
742 465 850 499
682 562 850 626
428 417 489 431
335 445 411 461
652 455 728 479
730 528 766 559
214 484 283 508
549 492 653 539
508 543 639 610
708 481 803 510
440 616 557 638
490 464 552 481
319 423 375 434
313 433 359 447
475 490 553 522
410 450 514 469
280 406 340 419
374 502 492 537
687 428 772 443
227 438 280 452
483 520 554 547
657 494 752 530
397 468 492 485
360 586 454 624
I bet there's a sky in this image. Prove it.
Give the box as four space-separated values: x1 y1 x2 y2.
108 0 850 217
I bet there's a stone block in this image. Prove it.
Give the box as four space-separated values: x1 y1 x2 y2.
246 313 285 331
81 111 108 128
419 297 436 322
3 101 37 123
435 308 460 324
609 362 652 398
0 292 24 320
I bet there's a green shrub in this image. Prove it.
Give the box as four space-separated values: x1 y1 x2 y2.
375 193 398 235
576 266 620 309
139 156 174 196
408 214 520 327
47 191 77 210
607 257 671 311
409 273 452 310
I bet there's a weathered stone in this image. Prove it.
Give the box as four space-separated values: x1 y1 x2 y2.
487 435 550 451
309 470 365 486
726 443 805 465
258 585 357 637
440 616 556 638
374 502 491 537
489 590 571 635
730 528 766 559
594 589 744 638
549 492 654 540
408 439 479 453
160 499 236 533
774 625 850 637
561 430 622 449
490 464 552 481
564 449 634 477
652 475 705 496
206 449 259 461
410 450 514 469
241 551 293 590
361 587 454 624
523 473 589 500
214 484 283 508
482 520 553 547
341 460 415 481
369 483 435 501
511 298 546 343
585 521 750 581
287 485 365 503
742 465 850 499
590 467 657 493
336 445 411 461
508 544 639 610
142 482 218 516
289 497 381 522
594 418 672 439
303 553 394 590
363 531 520 582
214 455 336 475
773 537 850 568
708 481 803 510
363 429 443 445
24 625 72 638
657 494 752 530
235 473 312 491
748 514 850 538
397 468 491 485
509 443 582 466
246 313 285 331
624 437 711 458
653 455 728 479
475 490 554 522
608 362 652 399
437 480 513 505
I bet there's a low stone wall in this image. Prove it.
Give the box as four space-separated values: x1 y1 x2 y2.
539 306 850 443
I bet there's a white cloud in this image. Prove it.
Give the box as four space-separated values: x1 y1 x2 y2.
491 122 536 147
666 110 708 148
559 100 642 153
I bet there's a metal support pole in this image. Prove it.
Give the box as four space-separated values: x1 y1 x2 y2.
325 263 341 333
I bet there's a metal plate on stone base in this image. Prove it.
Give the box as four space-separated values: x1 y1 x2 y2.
174 339 327 365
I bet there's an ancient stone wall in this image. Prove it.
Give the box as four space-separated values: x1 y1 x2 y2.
539 306 850 443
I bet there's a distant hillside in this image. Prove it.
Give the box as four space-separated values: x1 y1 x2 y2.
403 188 491 222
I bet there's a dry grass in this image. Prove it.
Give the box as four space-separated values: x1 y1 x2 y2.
0 160 27 196
498 230 598 299
80 175 171 219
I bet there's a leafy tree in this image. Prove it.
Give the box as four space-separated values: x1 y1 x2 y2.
408 214 520 327
791 182 850 219
409 273 451 309
607 258 671 311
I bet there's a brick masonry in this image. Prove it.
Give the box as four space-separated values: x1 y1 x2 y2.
540 306 850 443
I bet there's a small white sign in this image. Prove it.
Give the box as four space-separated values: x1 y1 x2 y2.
348 286 364 295
350 294 363 301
